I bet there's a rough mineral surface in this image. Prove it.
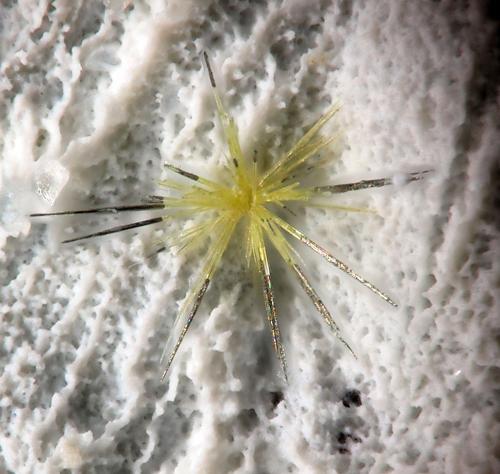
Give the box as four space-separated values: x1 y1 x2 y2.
1 1 499 473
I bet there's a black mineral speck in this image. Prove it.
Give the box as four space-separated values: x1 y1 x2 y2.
342 389 362 408
270 391 284 408
338 432 362 444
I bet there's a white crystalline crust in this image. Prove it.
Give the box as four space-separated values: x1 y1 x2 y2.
0 0 499 473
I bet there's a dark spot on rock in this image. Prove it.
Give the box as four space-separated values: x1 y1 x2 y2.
270 391 284 408
238 408 258 432
342 389 362 408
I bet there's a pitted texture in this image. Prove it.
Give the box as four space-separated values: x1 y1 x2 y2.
1 1 499 473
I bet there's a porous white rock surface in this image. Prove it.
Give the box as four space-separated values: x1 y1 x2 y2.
1 1 499 473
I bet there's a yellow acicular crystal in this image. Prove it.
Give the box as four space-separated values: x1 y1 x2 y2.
31 53 429 383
